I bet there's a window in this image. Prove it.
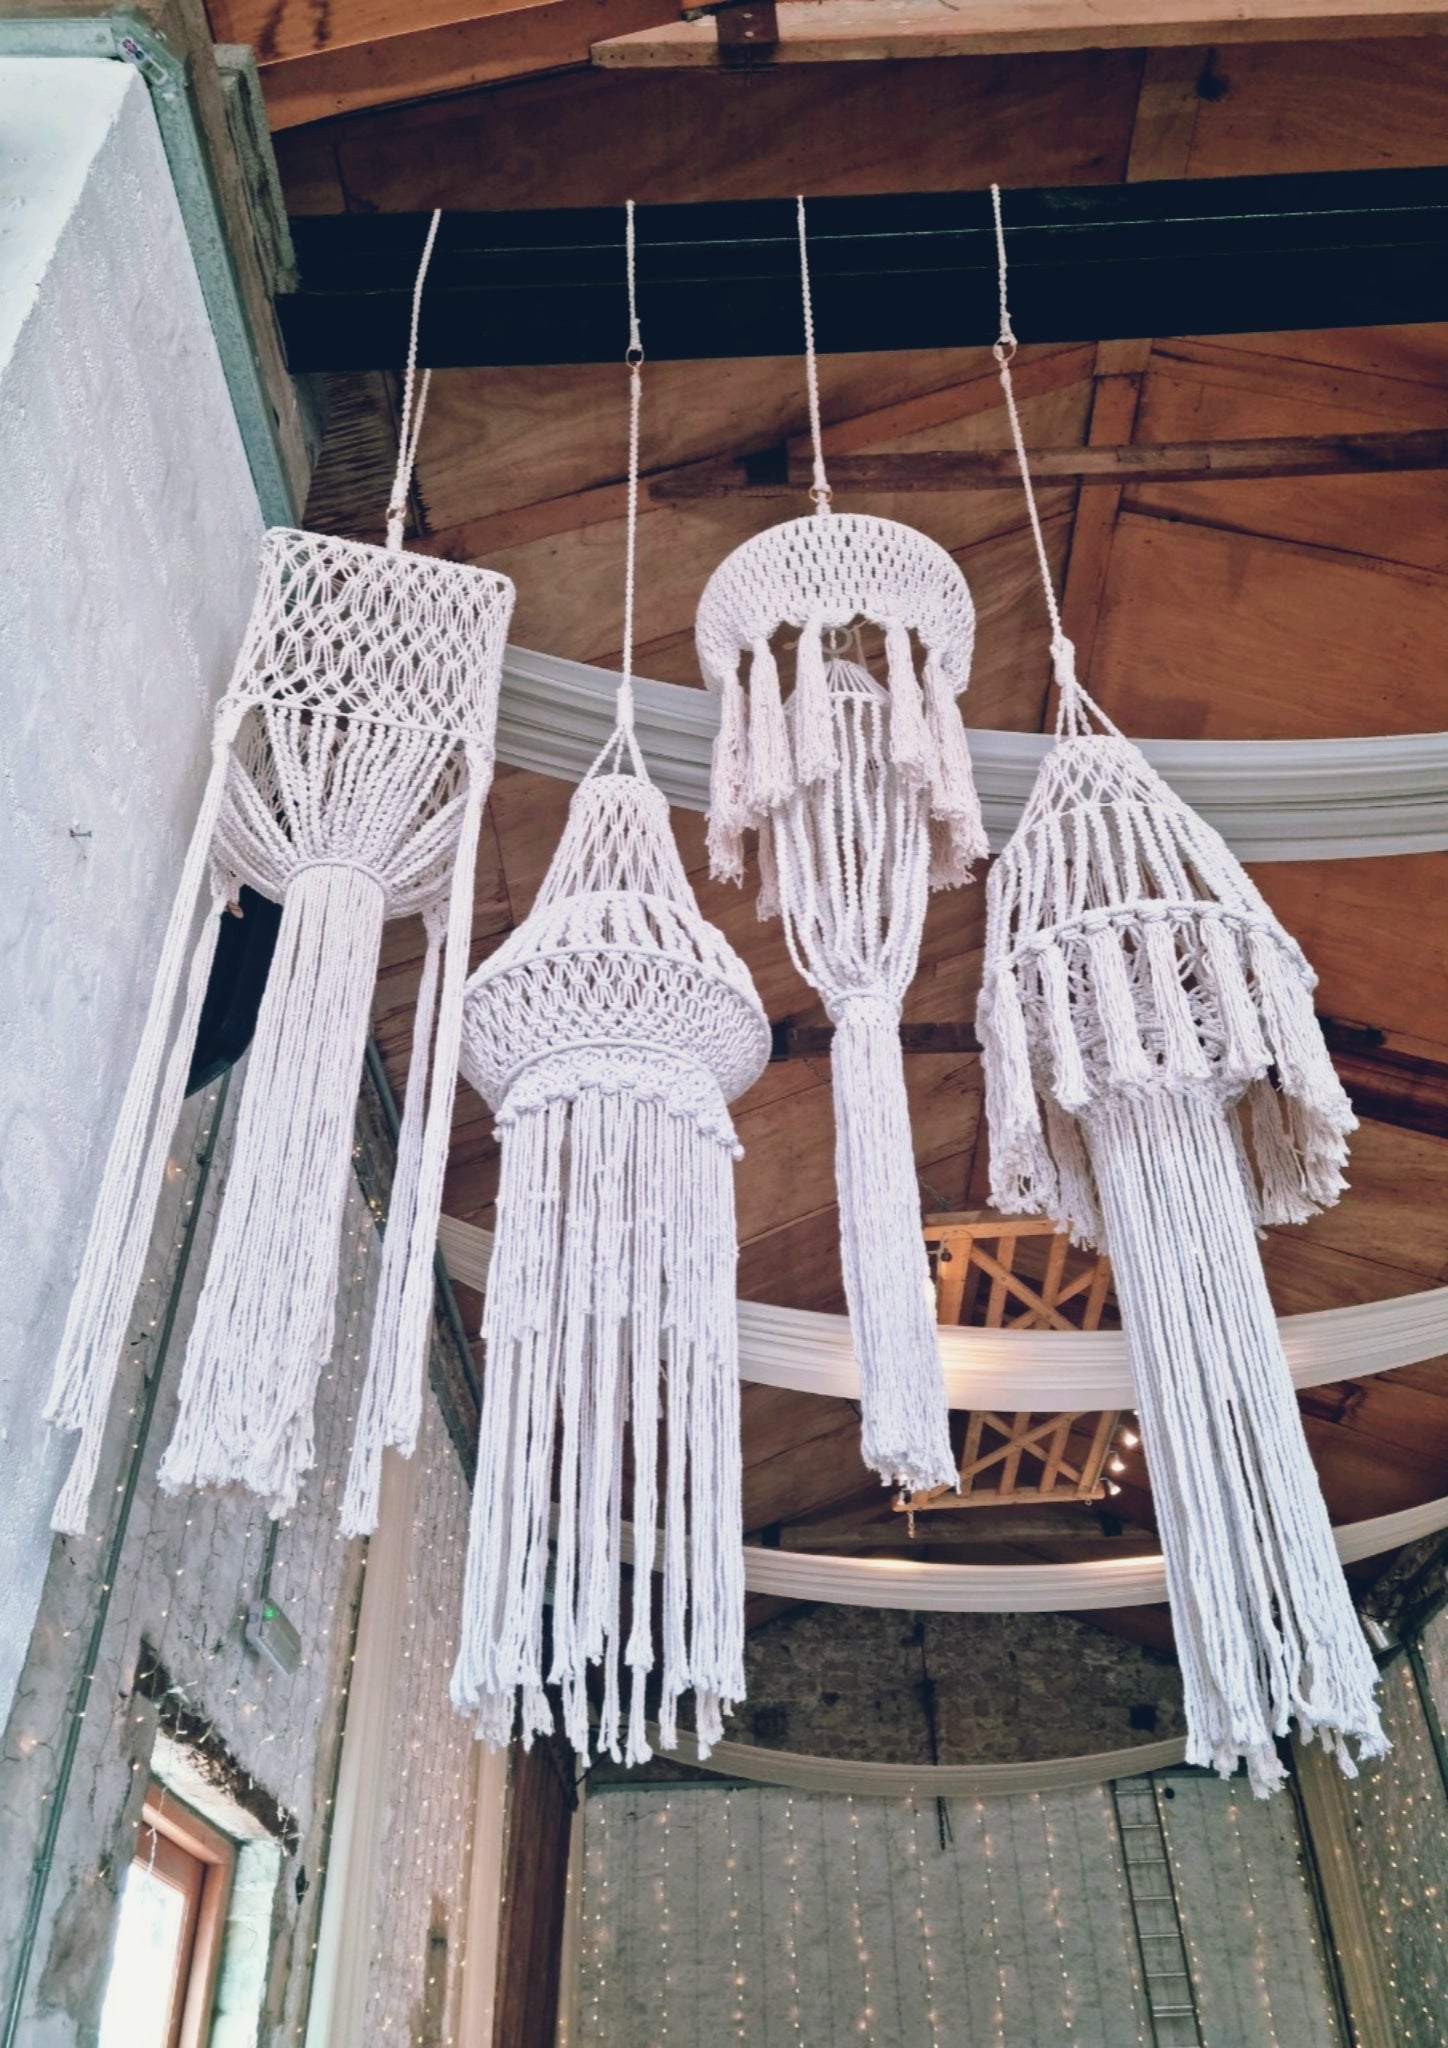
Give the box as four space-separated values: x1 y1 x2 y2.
99 1783 234 2048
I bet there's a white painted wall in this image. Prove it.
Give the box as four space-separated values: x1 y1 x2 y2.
0 56 262 1728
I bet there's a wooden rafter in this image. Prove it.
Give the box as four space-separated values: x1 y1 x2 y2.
593 0 1448 68
648 427 1448 498
902 1214 1123 1512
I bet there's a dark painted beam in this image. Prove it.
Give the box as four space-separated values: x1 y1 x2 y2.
279 167 1448 370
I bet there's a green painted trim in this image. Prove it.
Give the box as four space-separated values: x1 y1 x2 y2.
0 13 298 524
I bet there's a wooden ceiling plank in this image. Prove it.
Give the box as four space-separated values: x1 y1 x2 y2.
259 0 681 129
592 0 1448 67
219 0 570 67
1056 46 1205 695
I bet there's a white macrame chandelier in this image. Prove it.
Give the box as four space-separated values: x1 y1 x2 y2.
977 188 1385 1793
451 209 771 1764
45 217 516 1539
694 200 987 1493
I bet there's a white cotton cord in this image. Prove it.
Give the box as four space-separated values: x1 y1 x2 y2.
978 722 1375 1788
45 699 244 1534
453 765 769 1760
387 207 442 551
341 907 445 1538
796 196 832 515
988 184 1119 741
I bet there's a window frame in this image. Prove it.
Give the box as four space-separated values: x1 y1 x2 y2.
129 1781 235 2048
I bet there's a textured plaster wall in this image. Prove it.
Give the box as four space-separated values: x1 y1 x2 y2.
0 56 263 1730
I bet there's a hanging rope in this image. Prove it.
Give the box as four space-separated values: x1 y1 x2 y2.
386 208 442 552
796 196 833 515
989 185 1119 738
619 198 645 735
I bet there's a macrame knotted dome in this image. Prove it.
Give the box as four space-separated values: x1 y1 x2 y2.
46 527 514 1536
980 729 1357 1243
696 511 987 1494
978 719 1382 1795
452 762 769 1766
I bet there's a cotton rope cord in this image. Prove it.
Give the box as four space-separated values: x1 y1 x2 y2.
386 207 441 552
796 195 832 514
436 1215 1448 1411
694 207 992 1496
44 215 515 1539
490 644 1448 860
977 186 1385 1796
450 204 771 1769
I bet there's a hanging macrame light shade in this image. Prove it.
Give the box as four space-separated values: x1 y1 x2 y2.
696 510 987 1491
977 186 1383 1794
450 199 770 1766
44 526 514 1536
451 744 769 1762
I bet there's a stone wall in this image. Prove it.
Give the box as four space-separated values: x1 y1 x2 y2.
738 1604 1185 1766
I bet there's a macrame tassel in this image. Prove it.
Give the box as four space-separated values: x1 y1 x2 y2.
1244 1077 1315 1227
47 882 231 1535
1087 1090 1386 1794
1041 1099 1103 1250
1085 919 1153 1088
160 863 388 1513
707 660 750 886
44 704 243 1536
1036 942 1092 1113
746 636 792 814
829 994 956 1490
977 967 1057 1218
340 911 444 1540
1141 912 1212 1085
883 620 931 787
1200 914 1269 1082
451 1073 746 1761
791 619 835 788
922 653 988 887
388 751 491 1441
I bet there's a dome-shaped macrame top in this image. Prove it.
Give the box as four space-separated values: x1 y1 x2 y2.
236 528 513 737
694 512 976 694
461 771 770 1120
979 729 1356 1242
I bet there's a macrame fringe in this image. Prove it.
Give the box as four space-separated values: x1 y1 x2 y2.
44 706 242 1536
830 995 957 1490
1090 1091 1386 1795
980 731 1377 1785
450 1066 746 1765
341 912 443 1539
159 862 387 1514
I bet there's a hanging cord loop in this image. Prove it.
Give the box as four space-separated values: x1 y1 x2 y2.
386 208 442 551
588 198 648 779
990 184 1119 741
797 196 833 516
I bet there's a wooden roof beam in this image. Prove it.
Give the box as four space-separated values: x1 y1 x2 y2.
278 166 1448 368
648 427 1448 498
594 0 1448 68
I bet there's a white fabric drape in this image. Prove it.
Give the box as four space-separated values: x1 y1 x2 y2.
662 1727 1190 1795
437 1216 1448 1411
494 644 1448 862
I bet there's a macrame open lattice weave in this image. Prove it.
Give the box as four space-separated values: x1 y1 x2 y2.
452 757 769 1764
979 722 1385 1793
697 511 987 1491
45 527 514 1536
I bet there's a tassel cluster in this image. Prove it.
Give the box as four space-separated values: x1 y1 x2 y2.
451 766 769 1762
979 728 1383 1792
698 514 988 1491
